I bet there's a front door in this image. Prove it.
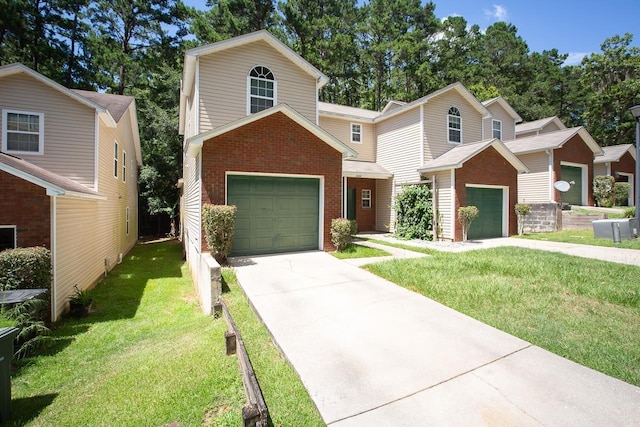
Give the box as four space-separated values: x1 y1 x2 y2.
347 187 356 220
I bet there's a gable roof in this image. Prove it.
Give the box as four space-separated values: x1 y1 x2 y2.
343 160 392 179
377 82 491 122
318 102 381 122
505 127 603 156
0 152 103 199
381 100 407 114
417 139 528 174
515 116 566 135
482 97 523 123
186 103 357 158
594 144 637 163
182 30 329 98
0 63 117 127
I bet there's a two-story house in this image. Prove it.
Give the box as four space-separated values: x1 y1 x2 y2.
0 63 141 320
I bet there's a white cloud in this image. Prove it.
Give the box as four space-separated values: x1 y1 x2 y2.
484 4 508 21
564 52 589 66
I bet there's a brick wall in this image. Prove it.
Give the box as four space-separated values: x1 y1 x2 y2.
454 146 518 241
554 135 595 205
612 151 636 177
0 170 50 248
346 177 376 231
522 203 559 233
200 111 343 252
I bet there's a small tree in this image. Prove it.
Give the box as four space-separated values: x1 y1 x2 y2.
593 175 615 207
458 206 479 242
331 218 353 251
514 203 531 236
202 204 237 263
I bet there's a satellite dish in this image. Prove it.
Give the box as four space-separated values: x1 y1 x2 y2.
554 180 571 192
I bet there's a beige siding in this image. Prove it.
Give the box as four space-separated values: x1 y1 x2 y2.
540 122 563 134
54 197 102 319
377 108 422 183
319 116 375 161
483 104 516 141
517 152 552 203
433 170 455 240
594 163 609 176
198 40 317 131
375 178 393 231
422 91 484 161
0 73 96 188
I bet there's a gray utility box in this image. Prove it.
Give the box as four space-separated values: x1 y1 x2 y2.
0 327 18 423
592 218 639 242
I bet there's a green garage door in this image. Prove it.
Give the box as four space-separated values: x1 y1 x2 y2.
561 165 583 206
465 187 503 239
227 175 320 256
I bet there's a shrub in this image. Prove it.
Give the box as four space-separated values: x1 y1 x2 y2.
613 182 631 206
458 206 479 242
202 204 237 263
1 298 50 359
514 204 531 236
624 207 636 218
593 176 615 208
0 247 51 292
393 184 433 240
331 218 353 251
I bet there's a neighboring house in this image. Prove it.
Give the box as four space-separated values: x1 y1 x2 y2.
0 63 141 320
515 116 566 138
594 144 636 205
505 126 604 207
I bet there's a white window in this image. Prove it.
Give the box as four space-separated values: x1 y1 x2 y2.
247 66 276 114
492 120 502 140
126 207 130 235
122 151 127 183
350 123 362 143
0 226 16 251
362 189 371 208
448 106 461 143
2 110 44 154
114 141 119 178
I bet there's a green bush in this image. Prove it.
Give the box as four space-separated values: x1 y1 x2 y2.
0 246 51 292
593 175 615 208
624 207 636 218
458 206 479 242
331 218 353 251
613 182 631 206
1 298 50 359
202 204 237 263
393 184 433 240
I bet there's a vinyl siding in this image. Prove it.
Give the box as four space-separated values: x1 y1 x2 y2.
0 73 96 188
375 178 393 231
55 197 101 319
198 40 317 131
183 153 201 257
483 104 516 141
594 163 609 176
433 170 455 240
319 116 376 161
517 152 552 203
422 91 484 161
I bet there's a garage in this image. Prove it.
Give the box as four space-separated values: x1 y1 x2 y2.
465 186 504 239
561 164 583 205
227 175 320 256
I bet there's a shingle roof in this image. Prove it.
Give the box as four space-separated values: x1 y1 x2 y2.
594 144 636 163
0 152 100 197
515 116 566 134
73 90 134 123
343 160 392 179
505 127 603 156
319 102 381 121
418 139 528 173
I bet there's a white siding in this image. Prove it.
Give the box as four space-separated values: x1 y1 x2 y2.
517 152 552 203
198 40 317 131
182 152 202 284
483 103 516 141
319 116 376 161
0 73 96 188
433 170 455 240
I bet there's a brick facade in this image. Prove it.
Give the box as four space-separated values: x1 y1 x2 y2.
346 177 376 232
200 111 343 252
553 135 595 205
611 151 636 177
454 146 519 241
0 170 51 248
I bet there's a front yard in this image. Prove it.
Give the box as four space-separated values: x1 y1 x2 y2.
518 229 640 249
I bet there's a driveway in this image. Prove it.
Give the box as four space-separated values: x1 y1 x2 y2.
231 251 640 426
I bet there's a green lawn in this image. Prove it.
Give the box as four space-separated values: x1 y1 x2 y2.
366 246 640 387
518 229 640 249
10 240 245 426
330 243 390 259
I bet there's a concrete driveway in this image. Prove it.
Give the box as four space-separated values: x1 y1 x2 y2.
231 251 640 426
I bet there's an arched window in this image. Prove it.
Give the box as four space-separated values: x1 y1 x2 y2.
248 66 276 114
448 106 461 143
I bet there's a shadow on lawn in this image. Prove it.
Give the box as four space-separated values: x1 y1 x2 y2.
4 393 57 426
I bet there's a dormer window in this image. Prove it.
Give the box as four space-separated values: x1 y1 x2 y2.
492 119 502 140
248 66 276 114
448 107 461 143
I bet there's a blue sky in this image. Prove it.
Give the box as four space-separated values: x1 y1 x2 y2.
183 0 640 66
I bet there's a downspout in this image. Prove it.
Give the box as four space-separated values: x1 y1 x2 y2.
432 174 437 240
194 57 200 134
546 149 555 202
419 105 424 163
50 195 57 321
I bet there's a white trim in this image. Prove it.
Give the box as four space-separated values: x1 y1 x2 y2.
2 109 45 155
195 57 200 135
419 104 424 162
361 189 372 208
492 119 503 140
350 122 362 144
246 65 277 115
113 140 119 179
0 225 17 249
548 150 555 202
466 183 510 237
94 111 99 191
450 169 456 239
342 177 347 217
447 106 462 144
122 150 127 183
561 161 589 205
225 172 325 251
50 196 57 321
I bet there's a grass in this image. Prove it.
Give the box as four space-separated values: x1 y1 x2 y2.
366 246 640 386
518 229 640 249
330 243 390 259
221 268 324 426
9 240 245 427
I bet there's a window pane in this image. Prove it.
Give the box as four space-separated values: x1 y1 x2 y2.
7 133 39 152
